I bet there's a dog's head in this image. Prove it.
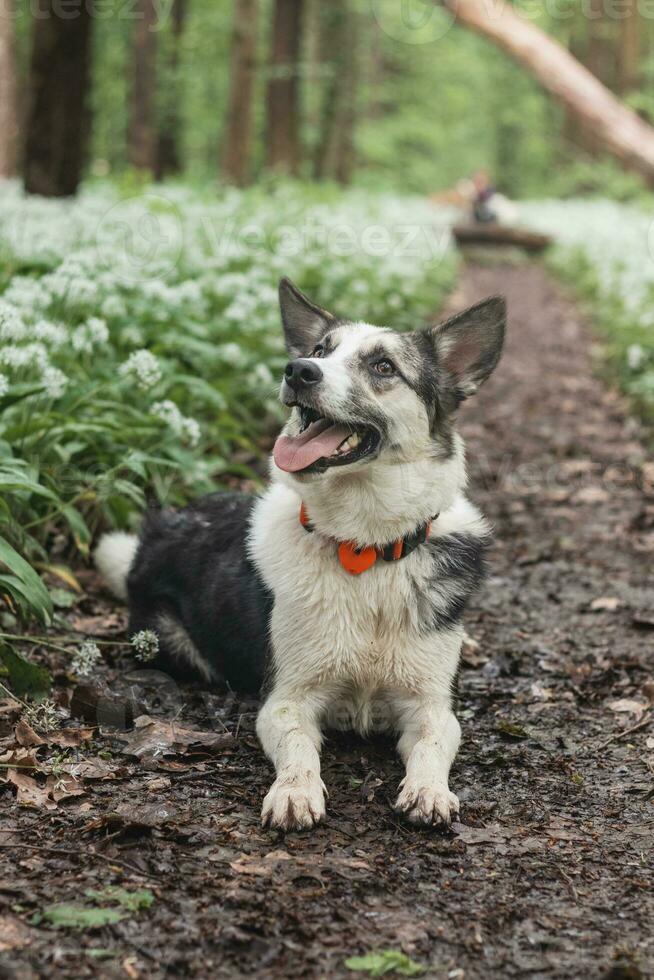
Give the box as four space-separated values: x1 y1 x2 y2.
273 278 505 481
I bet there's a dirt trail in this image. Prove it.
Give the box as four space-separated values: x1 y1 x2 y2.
1 264 653 979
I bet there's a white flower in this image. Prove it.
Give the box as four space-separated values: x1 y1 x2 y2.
181 417 201 446
131 629 159 661
0 342 48 370
119 349 161 390
23 699 59 733
150 400 201 446
120 325 144 347
0 373 8 396
253 364 273 386
216 342 246 367
627 344 646 371
41 365 68 399
33 320 68 348
71 640 102 677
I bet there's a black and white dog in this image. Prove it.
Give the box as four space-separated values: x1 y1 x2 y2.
95 279 505 831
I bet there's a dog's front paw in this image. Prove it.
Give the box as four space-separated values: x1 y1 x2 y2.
261 775 327 832
394 779 459 828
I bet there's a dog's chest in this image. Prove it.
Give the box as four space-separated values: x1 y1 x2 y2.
250 494 435 688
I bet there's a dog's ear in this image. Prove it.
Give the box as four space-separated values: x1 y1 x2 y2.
426 295 506 401
279 278 335 357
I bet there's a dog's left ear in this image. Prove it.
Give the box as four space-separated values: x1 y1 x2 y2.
426 295 506 400
279 278 335 357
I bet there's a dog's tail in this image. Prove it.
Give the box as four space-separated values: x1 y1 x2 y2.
94 531 139 601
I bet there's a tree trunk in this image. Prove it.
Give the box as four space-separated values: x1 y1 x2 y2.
439 0 654 186
265 0 303 175
156 0 187 179
314 1 358 183
0 0 19 178
222 0 258 186
23 1 93 196
128 0 157 172
617 0 640 94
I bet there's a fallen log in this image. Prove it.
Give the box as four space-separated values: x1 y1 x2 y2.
452 223 553 253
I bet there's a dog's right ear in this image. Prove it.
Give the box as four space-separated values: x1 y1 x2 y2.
427 295 506 402
279 278 335 357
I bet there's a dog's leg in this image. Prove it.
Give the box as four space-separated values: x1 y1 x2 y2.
394 697 461 827
256 691 328 832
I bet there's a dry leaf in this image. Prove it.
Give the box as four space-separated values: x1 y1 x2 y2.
7 770 55 809
572 486 609 505
590 596 622 612
608 699 649 721
230 849 292 876
119 716 233 759
0 915 33 952
452 823 509 845
14 720 46 747
46 773 85 802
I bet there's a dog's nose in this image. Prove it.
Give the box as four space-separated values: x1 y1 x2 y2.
284 358 323 391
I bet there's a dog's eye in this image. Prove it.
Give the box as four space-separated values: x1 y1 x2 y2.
373 359 395 376
311 344 325 358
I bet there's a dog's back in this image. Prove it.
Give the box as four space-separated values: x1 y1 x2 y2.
96 492 271 692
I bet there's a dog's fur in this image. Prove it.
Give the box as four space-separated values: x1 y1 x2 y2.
96 278 505 831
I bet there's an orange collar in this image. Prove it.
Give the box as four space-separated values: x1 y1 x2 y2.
299 503 435 576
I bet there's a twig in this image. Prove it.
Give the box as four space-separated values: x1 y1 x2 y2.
0 679 28 709
0 841 159 880
597 711 652 750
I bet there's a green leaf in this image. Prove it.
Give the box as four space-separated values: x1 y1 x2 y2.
0 536 53 624
496 720 529 740
345 951 426 977
50 588 78 609
0 641 52 697
84 887 154 912
41 904 127 930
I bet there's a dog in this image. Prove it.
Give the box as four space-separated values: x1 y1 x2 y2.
95 278 505 831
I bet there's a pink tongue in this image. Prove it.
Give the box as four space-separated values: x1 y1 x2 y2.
273 419 351 473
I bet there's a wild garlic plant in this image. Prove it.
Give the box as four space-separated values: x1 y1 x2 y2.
0 180 458 622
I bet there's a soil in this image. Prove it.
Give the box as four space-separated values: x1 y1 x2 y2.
1 263 653 979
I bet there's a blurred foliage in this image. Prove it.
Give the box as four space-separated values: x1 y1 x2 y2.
12 0 653 199
0 180 457 622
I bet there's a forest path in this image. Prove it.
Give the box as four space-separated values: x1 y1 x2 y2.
2 263 653 979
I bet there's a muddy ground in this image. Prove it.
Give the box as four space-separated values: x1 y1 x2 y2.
1 263 652 979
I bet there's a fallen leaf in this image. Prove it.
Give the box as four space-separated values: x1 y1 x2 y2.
590 596 622 612
230 850 292 876
7 770 54 809
608 699 649 721
572 486 609 505
45 773 85 802
48 727 95 748
451 823 509 845
0 915 34 951
119 716 233 759
496 720 529 740
14 720 45 747
63 759 123 781
103 801 180 829
345 949 426 976
0 747 40 769
41 904 126 929
145 776 172 791
84 887 154 912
